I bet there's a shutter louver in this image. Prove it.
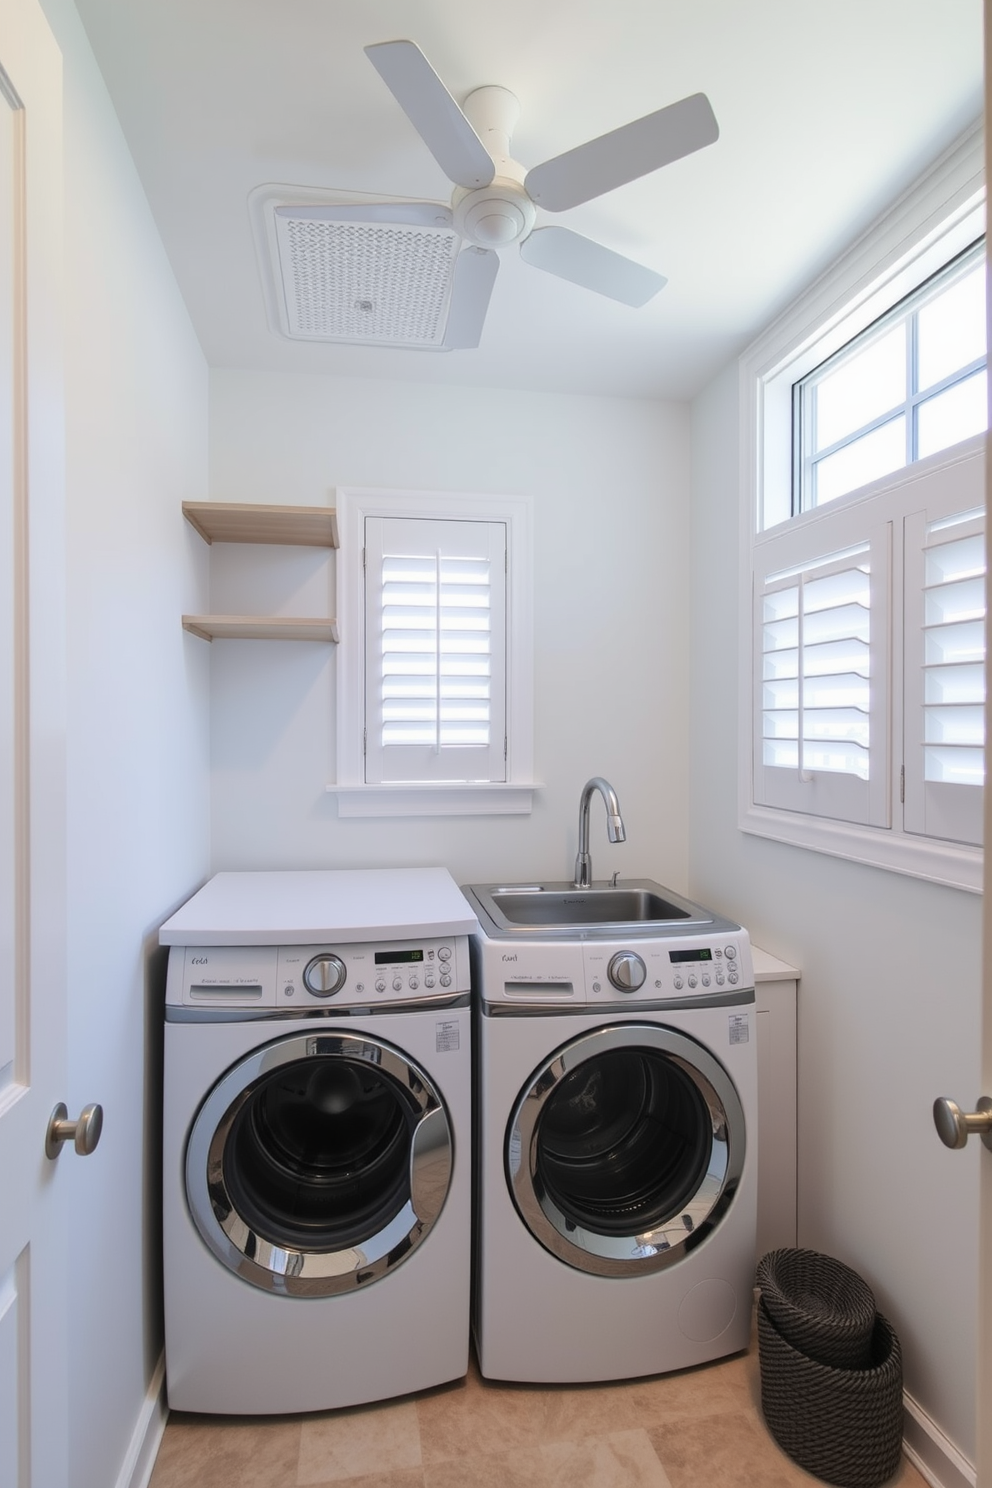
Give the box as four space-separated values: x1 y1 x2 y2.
921 520 986 787
381 554 492 750
903 475 985 849
364 516 507 784
761 547 871 780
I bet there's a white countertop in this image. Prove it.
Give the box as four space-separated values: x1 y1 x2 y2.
751 945 801 981
159 868 479 946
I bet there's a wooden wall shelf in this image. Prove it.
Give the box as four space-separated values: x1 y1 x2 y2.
182 500 339 644
182 501 339 548
182 616 340 643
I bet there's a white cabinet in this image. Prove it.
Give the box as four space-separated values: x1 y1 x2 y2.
752 945 799 1260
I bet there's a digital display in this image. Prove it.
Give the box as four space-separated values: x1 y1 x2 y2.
374 948 425 966
669 948 713 963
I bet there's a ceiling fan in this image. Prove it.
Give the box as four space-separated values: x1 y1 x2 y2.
254 40 719 351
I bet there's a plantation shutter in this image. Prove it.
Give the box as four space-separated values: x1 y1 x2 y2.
904 480 985 845
364 516 507 784
752 510 890 826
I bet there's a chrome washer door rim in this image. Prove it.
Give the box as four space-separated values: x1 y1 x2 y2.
186 1031 453 1296
506 1023 745 1277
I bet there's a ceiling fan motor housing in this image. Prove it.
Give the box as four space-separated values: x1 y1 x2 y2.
453 178 536 248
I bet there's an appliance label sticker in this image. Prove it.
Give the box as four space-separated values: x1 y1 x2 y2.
728 1014 749 1045
435 1020 460 1053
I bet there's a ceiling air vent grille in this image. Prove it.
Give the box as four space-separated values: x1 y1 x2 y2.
273 211 461 347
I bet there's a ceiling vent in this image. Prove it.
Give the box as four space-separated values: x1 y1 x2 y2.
251 191 467 350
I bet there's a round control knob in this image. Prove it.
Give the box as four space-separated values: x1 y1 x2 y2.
303 954 346 998
608 951 646 993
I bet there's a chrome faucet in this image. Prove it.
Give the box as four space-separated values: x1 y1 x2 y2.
573 777 626 889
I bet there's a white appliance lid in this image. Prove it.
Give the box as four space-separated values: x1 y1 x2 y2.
159 867 479 946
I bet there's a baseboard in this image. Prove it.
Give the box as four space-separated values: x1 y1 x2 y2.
114 1353 168 1488
903 1393 976 1488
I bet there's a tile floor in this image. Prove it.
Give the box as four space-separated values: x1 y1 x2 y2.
148 1341 928 1488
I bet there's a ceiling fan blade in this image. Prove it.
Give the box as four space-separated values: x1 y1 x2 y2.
524 93 719 212
519 227 666 308
444 247 499 349
365 40 496 191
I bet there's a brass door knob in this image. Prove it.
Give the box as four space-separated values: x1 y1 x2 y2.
45 1102 104 1159
933 1096 992 1152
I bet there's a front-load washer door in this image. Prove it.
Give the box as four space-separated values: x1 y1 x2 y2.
506 1023 745 1277
185 1030 453 1296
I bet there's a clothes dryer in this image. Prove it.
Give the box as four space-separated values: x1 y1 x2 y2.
161 868 475 1414
463 883 757 1384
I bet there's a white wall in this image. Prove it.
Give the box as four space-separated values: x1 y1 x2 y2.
688 362 982 1462
39 2 212 1484
208 369 690 892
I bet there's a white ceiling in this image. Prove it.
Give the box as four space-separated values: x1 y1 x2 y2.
74 0 983 400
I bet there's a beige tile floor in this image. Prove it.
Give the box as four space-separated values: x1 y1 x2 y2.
149 1340 928 1488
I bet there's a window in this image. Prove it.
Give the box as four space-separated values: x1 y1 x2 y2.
795 243 986 511
364 516 507 784
740 123 986 890
332 487 534 817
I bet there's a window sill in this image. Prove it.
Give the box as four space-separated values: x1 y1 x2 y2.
740 803 981 893
327 783 541 818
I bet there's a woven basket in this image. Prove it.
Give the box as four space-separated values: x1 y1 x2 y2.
758 1299 903 1488
756 1247 877 1369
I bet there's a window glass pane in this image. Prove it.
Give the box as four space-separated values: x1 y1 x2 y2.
814 324 906 451
917 369 988 461
917 263 986 391
924 705 985 745
925 745 985 785
925 531 984 585
814 417 906 505
924 661 985 706
803 739 869 779
924 574 984 626
924 617 984 666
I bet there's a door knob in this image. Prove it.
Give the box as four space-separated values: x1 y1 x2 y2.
45 1102 104 1159
932 1096 992 1151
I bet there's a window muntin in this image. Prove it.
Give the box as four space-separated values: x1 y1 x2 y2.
796 242 986 512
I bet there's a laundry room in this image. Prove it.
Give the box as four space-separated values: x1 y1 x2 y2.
0 2 986 1488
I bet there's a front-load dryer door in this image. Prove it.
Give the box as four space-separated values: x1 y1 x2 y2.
185 1030 453 1296
507 1023 745 1277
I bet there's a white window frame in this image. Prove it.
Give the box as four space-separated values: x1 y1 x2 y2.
739 122 985 892
331 486 535 817
794 239 986 513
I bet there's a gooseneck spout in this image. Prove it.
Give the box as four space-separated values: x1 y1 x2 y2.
573 777 626 889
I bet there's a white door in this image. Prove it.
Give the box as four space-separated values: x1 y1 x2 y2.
979 15 992 1482
0 2 69 1485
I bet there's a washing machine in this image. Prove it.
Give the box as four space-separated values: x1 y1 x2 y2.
160 867 476 1414
462 880 758 1384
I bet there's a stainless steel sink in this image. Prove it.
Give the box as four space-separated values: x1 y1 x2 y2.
463 879 724 938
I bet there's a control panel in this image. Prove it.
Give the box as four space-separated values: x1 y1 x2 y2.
168 936 471 1010
480 930 752 1007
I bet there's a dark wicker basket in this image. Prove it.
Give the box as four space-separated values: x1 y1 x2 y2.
758 1299 903 1488
756 1247 877 1369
